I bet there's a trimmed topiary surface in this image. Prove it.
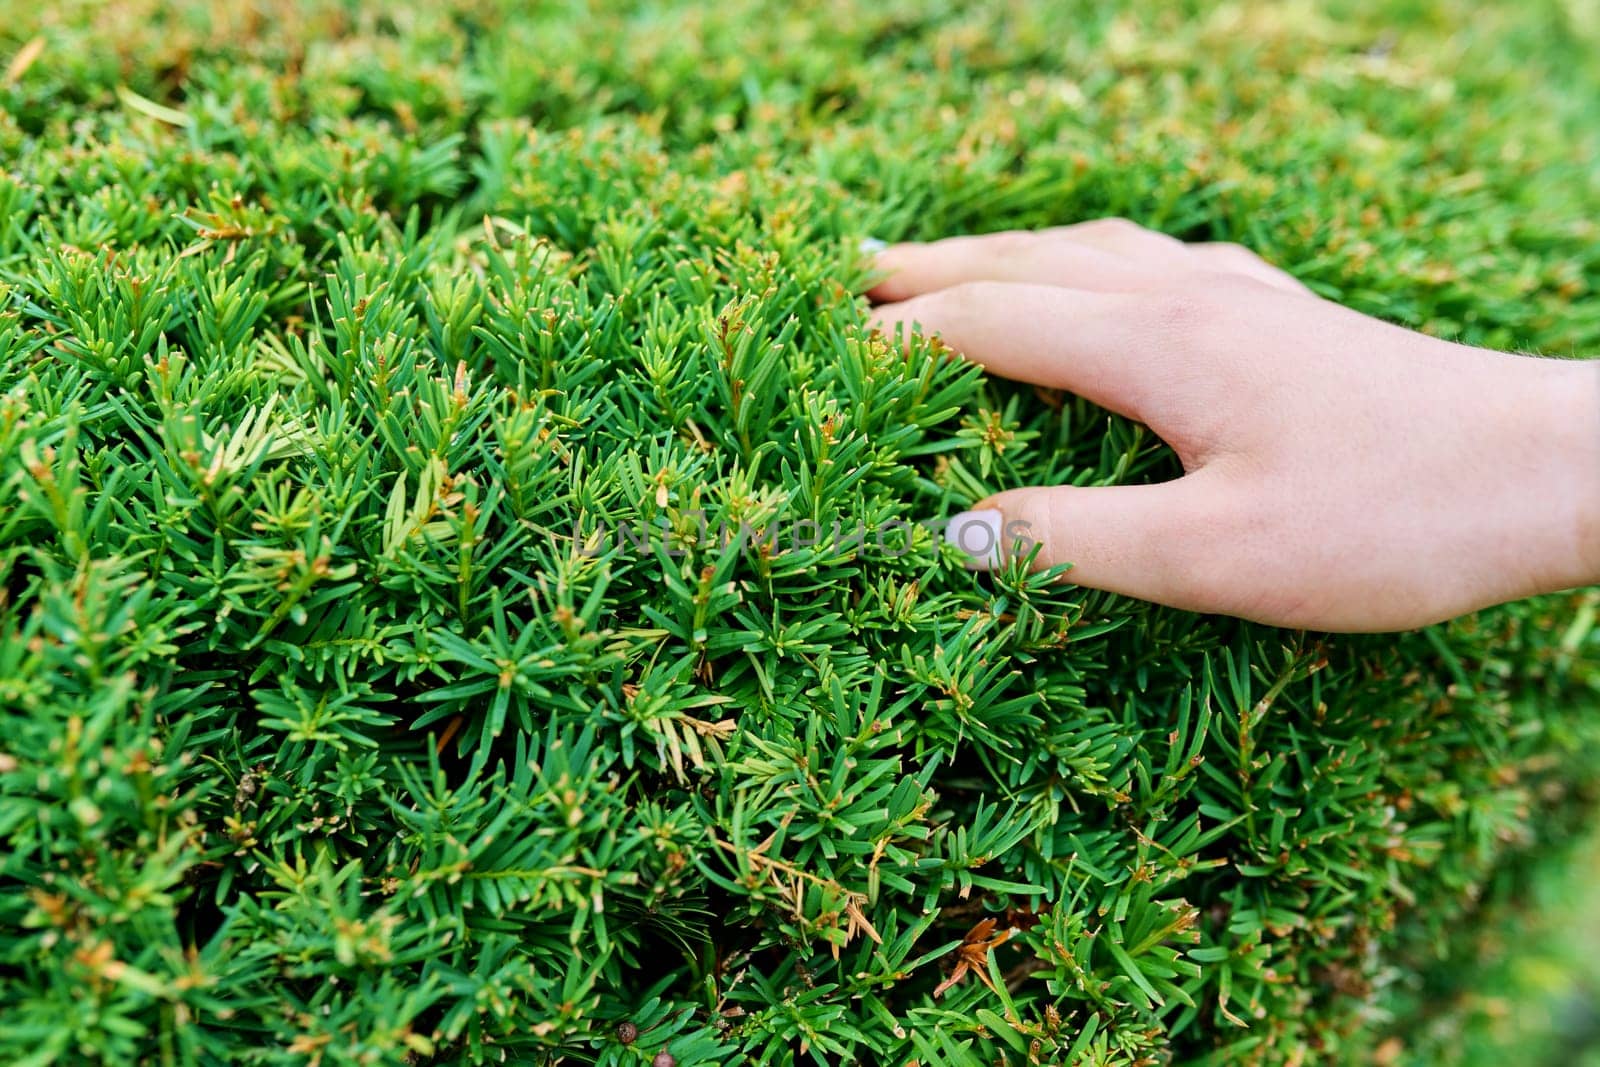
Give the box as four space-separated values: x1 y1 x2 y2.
1 2 1598 1064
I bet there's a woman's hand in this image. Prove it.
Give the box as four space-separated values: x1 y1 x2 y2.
867 220 1600 631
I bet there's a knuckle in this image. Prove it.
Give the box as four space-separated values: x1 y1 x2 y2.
1204 242 1273 277
935 279 1009 317
977 230 1039 258
1207 240 1259 264
1079 216 1142 238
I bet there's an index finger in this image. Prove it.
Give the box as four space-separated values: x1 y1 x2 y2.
868 281 1161 422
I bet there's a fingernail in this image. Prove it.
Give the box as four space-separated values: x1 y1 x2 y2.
944 509 1004 571
859 236 888 254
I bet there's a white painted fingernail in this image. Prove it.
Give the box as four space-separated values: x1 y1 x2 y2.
859 236 888 254
944 509 1003 570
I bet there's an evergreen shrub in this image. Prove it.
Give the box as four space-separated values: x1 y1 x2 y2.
2 1 1599 1064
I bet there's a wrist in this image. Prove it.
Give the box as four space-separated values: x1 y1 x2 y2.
1575 359 1600 583
1529 355 1600 592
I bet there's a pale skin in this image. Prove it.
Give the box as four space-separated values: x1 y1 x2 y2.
866 220 1600 632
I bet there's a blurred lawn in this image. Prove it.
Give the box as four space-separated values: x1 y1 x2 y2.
1393 817 1600 1065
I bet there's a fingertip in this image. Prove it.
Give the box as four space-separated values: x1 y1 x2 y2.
978 488 1051 568
863 303 896 338
863 280 897 304
943 508 1005 571
864 298 928 348
863 243 914 303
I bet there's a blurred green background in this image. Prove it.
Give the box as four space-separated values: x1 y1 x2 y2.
1394 819 1600 1066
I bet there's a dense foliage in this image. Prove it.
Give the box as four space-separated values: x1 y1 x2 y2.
2 1 1598 1064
